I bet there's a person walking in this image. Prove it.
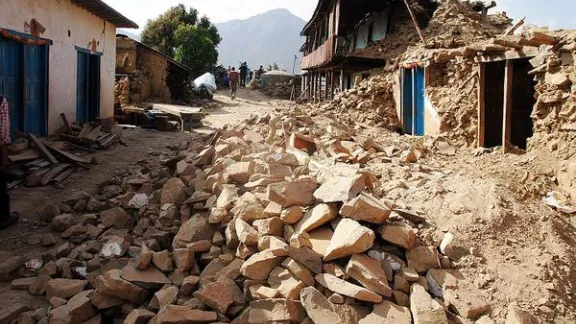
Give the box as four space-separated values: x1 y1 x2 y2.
0 95 18 228
239 62 248 88
228 67 240 100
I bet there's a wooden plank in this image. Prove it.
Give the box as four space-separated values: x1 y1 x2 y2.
81 124 102 142
504 17 525 36
502 60 514 153
41 164 71 186
404 0 426 44
60 113 72 135
51 168 75 184
8 149 41 163
28 134 59 164
44 143 90 164
477 63 486 148
77 123 91 139
492 38 522 50
26 167 51 187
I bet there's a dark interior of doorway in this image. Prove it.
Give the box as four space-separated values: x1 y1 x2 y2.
510 59 536 149
87 54 100 121
483 61 505 147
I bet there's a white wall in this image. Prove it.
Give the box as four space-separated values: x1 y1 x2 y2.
1 0 118 133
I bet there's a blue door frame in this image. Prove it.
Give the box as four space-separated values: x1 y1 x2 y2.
402 67 425 136
76 49 101 124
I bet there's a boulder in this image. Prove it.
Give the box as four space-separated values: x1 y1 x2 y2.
161 178 187 206
195 276 244 313
379 225 416 249
315 273 382 303
92 269 149 304
226 161 255 184
45 278 87 299
235 218 260 246
100 207 134 229
288 246 323 274
240 250 284 280
299 287 341 324
308 227 333 257
505 306 537 324
216 185 238 210
407 246 440 274
172 215 214 249
345 254 393 297
324 218 375 261
52 214 76 232
253 218 284 237
340 192 391 224
150 286 179 310
359 300 411 324
154 305 217 324
248 299 305 324
266 177 318 208
121 262 171 289
67 290 97 323
280 206 304 224
267 267 306 300
282 258 315 287
294 204 338 233
125 309 156 324
410 284 448 324
313 175 365 203
153 251 174 273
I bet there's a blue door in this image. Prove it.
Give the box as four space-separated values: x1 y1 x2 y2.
76 51 88 123
402 67 425 136
24 44 49 135
0 37 24 139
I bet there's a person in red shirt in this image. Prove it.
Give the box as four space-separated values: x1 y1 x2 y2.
228 67 240 100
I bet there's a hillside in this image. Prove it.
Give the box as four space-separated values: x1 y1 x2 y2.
215 9 306 74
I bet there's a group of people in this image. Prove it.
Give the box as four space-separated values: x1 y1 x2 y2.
225 62 266 100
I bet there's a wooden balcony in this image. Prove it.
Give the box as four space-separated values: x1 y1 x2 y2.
301 35 335 70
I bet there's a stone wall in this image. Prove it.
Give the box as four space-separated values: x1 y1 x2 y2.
135 46 171 103
116 37 137 74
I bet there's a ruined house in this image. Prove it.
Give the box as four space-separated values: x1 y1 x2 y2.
0 0 138 136
115 35 192 106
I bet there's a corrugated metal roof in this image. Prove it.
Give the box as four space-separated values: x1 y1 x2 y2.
71 0 138 29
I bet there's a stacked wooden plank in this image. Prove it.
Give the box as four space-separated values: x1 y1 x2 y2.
59 119 124 151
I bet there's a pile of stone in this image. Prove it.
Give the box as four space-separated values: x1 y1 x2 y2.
321 73 401 130
114 77 130 109
1 109 505 324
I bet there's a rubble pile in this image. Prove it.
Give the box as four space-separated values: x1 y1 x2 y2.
0 107 510 323
114 77 131 109
321 73 401 130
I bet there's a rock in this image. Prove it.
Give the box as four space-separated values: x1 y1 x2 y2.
359 300 411 324
316 273 382 303
52 214 76 232
379 225 416 249
226 161 255 184
67 290 97 323
42 233 57 246
505 306 537 324
125 309 156 324
50 296 67 308
248 299 305 324
410 284 448 324
258 236 289 256
172 215 214 249
345 254 393 297
295 204 338 233
173 248 195 271
194 147 215 166
91 290 124 309
288 246 323 274
231 192 266 222
92 269 148 304
324 218 375 261
154 305 217 324
545 72 571 87
41 204 61 222
100 207 134 229
328 293 345 304
240 250 284 280
313 175 365 203
253 218 284 237
61 224 87 239
282 258 315 287
161 178 187 206
153 251 174 273
394 291 410 307
308 227 333 257
407 246 440 274
121 262 171 289
340 192 391 224
216 185 238 210
299 287 341 324
267 267 306 300
28 275 51 296
268 163 293 177
263 201 283 217
11 277 36 290
236 218 260 246
0 303 28 324
280 206 304 224
137 245 153 269
150 286 179 310
218 258 244 280
250 285 280 299
444 279 490 319
394 275 410 293
195 276 244 313
266 177 318 208
45 278 87 299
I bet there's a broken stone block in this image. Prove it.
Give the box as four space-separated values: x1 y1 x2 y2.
91 290 124 310
226 161 255 184
505 306 537 324
124 309 156 324
237 243 258 260
236 218 260 246
195 276 244 313
345 254 393 297
216 185 238 210
258 236 289 256
280 206 304 224
161 178 187 206
52 214 76 232
150 286 179 310
181 275 200 296
187 240 212 253
313 174 364 203
231 192 266 222
248 299 305 324
137 245 153 270
42 204 61 222
323 263 347 280
295 203 338 233
394 275 410 293
288 246 323 274
0 303 29 324
92 269 149 304
253 217 284 237
121 262 171 290
67 290 97 323
50 297 67 308
212 231 225 246
194 147 215 166
154 305 217 324
289 231 312 249
282 258 315 287
340 192 391 225
410 284 448 324
29 275 51 296
172 215 214 249
240 250 284 280
268 163 292 177
300 287 341 324
359 300 411 324
266 177 318 208
218 258 244 280
263 201 283 218
173 248 195 271
250 285 280 299
42 233 56 246
267 267 306 300
308 227 333 257
100 207 134 229
324 218 375 261
11 277 36 290
545 72 571 87
328 293 345 304
315 273 382 303
407 246 440 274
266 152 300 167
379 225 416 249
45 278 87 299
153 251 174 273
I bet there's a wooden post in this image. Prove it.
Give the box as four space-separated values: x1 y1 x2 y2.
502 60 513 153
477 64 486 148
324 72 328 101
340 69 344 91
404 0 426 45
317 71 321 102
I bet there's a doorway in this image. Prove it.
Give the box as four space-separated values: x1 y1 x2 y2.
510 59 535 149
402 67 425 135
483 61 506 147
76 50 100 123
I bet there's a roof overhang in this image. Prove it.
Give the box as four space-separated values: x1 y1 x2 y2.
71 0 138 29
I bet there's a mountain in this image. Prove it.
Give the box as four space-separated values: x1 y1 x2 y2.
215 9 306 74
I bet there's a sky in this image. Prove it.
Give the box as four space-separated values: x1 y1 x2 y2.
104 0 576 32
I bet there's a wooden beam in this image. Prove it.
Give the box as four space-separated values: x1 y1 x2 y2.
504 17 525 36
502 60 514 153
28 134 59 164
403 0 426 45
477 64 486 148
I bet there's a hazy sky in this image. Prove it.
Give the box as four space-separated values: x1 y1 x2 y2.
105 0 576 32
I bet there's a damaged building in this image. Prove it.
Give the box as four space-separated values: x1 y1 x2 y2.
0 0 138 136
115 35 192 108
305 0 576 158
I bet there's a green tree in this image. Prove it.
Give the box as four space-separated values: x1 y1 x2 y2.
141 4 221 76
